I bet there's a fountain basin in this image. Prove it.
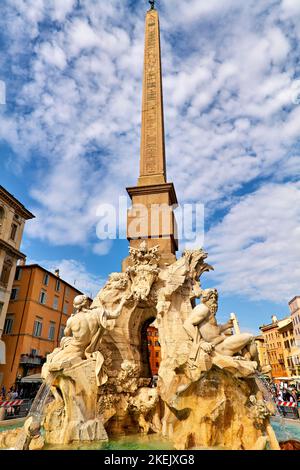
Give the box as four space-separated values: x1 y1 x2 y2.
1 418 300 450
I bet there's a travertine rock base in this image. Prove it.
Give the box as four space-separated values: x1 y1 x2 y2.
43 359 108 445
0 428 44 450
162 368 272 450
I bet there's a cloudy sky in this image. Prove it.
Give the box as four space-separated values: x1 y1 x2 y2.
1 0 300 333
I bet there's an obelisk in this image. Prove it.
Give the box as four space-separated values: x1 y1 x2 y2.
138 4 166 186
126 3 178 266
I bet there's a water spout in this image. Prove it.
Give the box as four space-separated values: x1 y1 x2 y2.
14 375 57 450
254 372 292 444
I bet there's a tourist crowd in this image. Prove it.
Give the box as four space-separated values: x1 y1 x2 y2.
274 384 300 418
0 386 22 418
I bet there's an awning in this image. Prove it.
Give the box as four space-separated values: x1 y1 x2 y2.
0 340 5 365
275 376 300 381
20 373 42 383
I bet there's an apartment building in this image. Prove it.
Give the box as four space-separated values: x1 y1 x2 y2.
0 263 85 388
0 186 34 373
260 315 287 379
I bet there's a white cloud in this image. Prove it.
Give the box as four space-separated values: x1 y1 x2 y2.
39 42 67 70
93 240 113 256
51 0 76 22
205 182 300 303
1 0 300 304
28 258 104 299
68 19 100 55
281 0 300 17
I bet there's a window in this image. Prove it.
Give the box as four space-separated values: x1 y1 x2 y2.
39 290 47 305
155 362 159 368
10 288 19 300
148 340 152 346
10 223 18 241
3 315 14 335
31 349 39 357
55 279 61 292
0 258 13 287
155 341 160 347
59 325 65 341
155 351 159 358
33 318 43 337
43 273 49 286
0 206 5 231
53 296 59 310
63 302 68 314
65 286 70 298
15 267 22 281
48 322 56 341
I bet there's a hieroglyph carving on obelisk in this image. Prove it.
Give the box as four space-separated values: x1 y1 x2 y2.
139 9 166 186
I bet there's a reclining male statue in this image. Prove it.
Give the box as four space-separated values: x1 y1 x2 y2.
183 288 258 368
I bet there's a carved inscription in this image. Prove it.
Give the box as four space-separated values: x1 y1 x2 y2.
144 15 158 174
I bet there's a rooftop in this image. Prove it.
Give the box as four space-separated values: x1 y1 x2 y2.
17 263 90 298
277 317 293 331
0 185 35 220
260 316 291 331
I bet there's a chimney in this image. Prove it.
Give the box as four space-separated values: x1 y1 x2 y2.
54 269 60 277
19 257 26 266
271 315 278 324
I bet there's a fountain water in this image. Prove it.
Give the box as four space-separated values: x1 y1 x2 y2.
254 372 276 405
27 381 53 420
13 377 55 450
254 372 293 443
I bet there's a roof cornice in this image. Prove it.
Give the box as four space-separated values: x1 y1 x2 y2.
0 186 35 220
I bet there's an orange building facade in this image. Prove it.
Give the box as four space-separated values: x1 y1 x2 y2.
147 326 161 376
260 315 288 379
0 264 85 389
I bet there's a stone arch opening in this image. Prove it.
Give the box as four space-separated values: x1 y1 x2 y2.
140 316 156 378
125 305 159 379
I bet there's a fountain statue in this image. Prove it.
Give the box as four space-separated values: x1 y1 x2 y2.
0 243 280 450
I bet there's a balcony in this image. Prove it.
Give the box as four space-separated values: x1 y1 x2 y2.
19 354 45 366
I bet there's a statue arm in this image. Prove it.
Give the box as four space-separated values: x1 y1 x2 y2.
219 319 234 333
190 304 209 326
64 324 72 337
106 296 127 320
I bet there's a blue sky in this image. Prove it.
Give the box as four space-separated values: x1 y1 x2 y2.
1 0 300 334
